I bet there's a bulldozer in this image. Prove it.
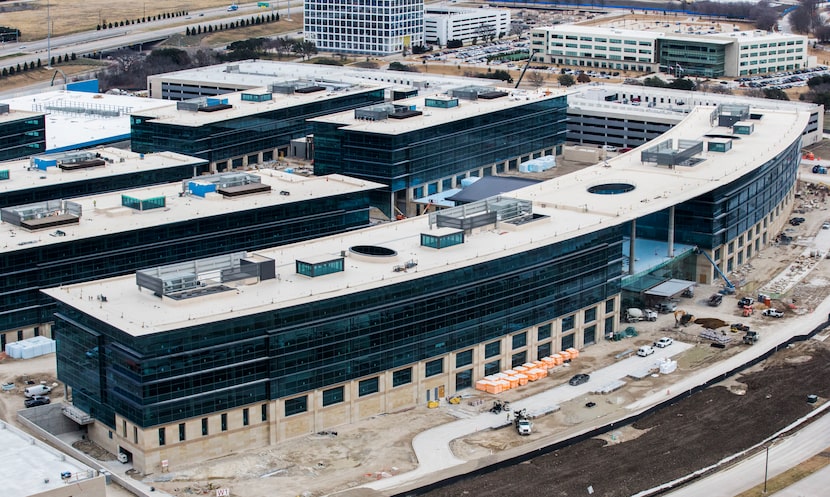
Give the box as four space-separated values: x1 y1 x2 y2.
674 310 695 326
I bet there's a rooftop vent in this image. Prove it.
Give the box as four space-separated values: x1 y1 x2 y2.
0 103 9 114
428 196 533 230
177 97 232 112
640 138 704 167
136 251 275 299
425 97 458 109
183 172 271 198
450 86 507 101
355 103 423 121
715 104 750 128
122 194 165 211
0 199 81 231
30 151 105 171
269 80 327 95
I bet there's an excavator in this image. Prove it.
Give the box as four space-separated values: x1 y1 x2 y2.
674 309 695 326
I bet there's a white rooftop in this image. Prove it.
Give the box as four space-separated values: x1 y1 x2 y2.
133 81 389 127
3 90 170 152
45 105 810 337
309 86 570 135
0 419 96 497
1 170 383 254
0 107 42 125
0 148 206 194
148 61 499 95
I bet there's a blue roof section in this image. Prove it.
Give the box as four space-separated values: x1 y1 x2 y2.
446 176 541 204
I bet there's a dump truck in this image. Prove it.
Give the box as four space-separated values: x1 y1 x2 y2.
514 409 532 435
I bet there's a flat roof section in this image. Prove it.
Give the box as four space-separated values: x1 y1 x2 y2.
148 61 500 96
0 148 206 194
309 86 569 135
44 105 809 337
3 90 171 152
1 170 383 255
0 106 43 124
0 419 96 497
134 82 389 127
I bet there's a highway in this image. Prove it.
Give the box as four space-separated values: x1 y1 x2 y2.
0 1 301 69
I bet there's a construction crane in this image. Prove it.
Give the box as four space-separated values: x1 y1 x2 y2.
694 247 736 294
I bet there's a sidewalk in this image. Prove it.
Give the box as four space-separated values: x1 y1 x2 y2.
358 296 830 495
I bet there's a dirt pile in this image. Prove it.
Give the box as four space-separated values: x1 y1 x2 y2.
694 318 729 329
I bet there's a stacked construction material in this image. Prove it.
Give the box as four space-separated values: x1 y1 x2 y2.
474 348 581 394
700 328 732 344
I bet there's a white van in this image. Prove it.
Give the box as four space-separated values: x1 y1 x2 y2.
24 384 52 398
637 345 655 357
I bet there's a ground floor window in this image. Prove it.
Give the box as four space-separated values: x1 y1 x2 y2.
456 369 473 390
323 386 345 406
393 368 412 387
285 396 308 416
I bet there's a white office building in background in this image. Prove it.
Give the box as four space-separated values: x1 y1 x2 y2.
304 0 425 55
424 5 511 46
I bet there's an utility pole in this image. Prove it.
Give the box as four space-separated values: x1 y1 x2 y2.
46 0 52 68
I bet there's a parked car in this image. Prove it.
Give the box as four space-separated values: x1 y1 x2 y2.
568 373 590 386
762 309 784 318
637 345 655 357
822 222 830 230
655 337 674 348
602 145 618 152
789 217 805 226
738 297 755 308
708 294 723 306
24 396 50 408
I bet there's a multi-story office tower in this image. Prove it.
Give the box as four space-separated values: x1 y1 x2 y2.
0 148 210 209
311 86 568 218
424 6 510 47
304 0 425 55
0 104 45 161
531 25 808 77
1 170 382 347
131 82 386 172
47 103 807 473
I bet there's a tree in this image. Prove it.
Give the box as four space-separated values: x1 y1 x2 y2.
643 76 668 88
293 40 318 60
558 74 576 87
576 72 591 83
389 61 417 72
527 71 546 88
668 77 696 91
763 88 789 100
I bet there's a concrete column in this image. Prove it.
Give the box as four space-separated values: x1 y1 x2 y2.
629 219 636 275
668 205 675 258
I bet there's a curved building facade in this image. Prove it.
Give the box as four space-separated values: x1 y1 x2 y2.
46 103 809 473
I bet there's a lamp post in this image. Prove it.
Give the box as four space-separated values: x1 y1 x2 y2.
46 0 51 68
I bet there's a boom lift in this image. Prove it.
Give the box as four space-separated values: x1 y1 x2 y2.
694 247 736 294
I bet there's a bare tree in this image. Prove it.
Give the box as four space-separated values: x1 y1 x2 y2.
528 71 546 88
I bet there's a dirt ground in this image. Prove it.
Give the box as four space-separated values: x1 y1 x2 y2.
424 339 830 497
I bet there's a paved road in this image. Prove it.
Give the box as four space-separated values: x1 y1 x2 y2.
0 1 301 69
362 292 830 495
662 403 830 497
